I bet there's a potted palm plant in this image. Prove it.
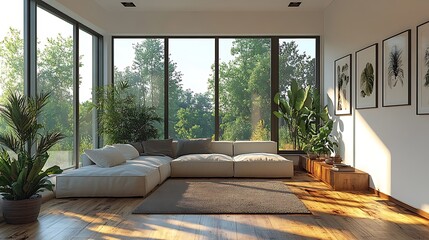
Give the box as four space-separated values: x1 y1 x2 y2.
0 92 64 224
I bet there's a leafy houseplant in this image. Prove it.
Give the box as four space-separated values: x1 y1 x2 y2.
0 92 64 224
96 81 161 144
274 79 338 159
273 80 312 150
304 119 338 160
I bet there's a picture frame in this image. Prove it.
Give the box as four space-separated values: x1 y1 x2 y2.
417 21 429 115
334 54 352 115
355 44 378 109
382 30 411 107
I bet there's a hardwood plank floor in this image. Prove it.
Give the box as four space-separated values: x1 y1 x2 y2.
1 171 428 240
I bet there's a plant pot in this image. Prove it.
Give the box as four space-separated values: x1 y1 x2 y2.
2 195 42 224
325 158 333 165
332 155 342 164
307 153 318 160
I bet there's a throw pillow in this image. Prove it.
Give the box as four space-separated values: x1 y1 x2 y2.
130 142 144 155
81 153 94 166
84 146 126 168
176 138 212 157
142 139 173 157
112 143 140 160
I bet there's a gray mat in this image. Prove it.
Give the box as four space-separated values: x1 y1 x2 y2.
133 179 310 214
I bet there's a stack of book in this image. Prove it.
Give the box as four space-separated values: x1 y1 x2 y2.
331 163 355 172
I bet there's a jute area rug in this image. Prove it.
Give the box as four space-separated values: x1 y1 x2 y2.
133 179 310 214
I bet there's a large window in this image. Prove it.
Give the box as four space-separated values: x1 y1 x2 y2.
0 1 24 132
168 39 215 139
113 36 318 152
278 38 317 150
219 38 271 141
113 38 165 137
0 1 103 169
37 7 74 169
79 29 97 160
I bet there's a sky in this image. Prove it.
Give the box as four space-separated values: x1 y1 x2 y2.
1 2 315 98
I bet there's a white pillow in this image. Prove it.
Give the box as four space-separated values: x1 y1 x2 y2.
112 144 140 160
81 153 95 166
84 146 126 168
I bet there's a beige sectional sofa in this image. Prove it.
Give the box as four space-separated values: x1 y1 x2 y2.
55 141 293 198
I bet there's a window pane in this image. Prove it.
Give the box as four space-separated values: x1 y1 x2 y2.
0 1 24 133
79 29 95 161
114 38 165 138
278 38 316 150
219 38 271 141
168 39 215 139
37 7 74 169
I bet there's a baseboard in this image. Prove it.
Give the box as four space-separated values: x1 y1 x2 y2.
369 187 429 220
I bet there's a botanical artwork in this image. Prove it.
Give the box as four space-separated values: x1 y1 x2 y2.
425 48 429 87
334 54 352 115
382 30 410 107
387 46 404 88
417 21 429 114
360 63 374 97
356 44 378 109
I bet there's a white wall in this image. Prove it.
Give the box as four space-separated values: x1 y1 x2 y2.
103 11 324 36
324 0 429 213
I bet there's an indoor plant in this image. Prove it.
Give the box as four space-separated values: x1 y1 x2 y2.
0 92 64 224
304 119 338 161
95 81 161 144
273 80 312 150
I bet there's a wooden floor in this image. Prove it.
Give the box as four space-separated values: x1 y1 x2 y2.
1 172 429 240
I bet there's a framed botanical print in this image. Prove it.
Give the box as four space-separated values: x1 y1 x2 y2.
356 44 378 109
382 30 411 107
334 54 352 115
417 21 429 115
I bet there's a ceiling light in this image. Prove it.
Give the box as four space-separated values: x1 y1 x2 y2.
121 2 136 7
288 2 302 7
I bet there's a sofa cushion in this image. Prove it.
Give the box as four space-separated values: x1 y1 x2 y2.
113 143 140 160
176 138 212 157
142 139 173 157
233 141 277 155
130 142 144 155
233 153 293 178
84 146 126 168
211 141 234 156
233 153 286 162
134 156 173 183
171 154 234 177
56 160 160 198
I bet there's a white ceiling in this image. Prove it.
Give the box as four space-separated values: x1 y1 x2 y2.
92 0 333 12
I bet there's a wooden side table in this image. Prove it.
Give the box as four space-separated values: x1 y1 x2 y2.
329 168 369 191
306 158 369 191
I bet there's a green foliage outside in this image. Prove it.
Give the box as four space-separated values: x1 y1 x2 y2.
113 38 315 146
0 28 94 168
0 92 64 200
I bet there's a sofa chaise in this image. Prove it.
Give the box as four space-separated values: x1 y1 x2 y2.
55 140 293 198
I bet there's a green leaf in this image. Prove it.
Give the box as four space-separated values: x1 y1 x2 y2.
273 92 280 105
